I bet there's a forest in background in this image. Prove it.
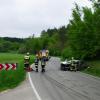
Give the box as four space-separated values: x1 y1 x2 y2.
0 0 100 60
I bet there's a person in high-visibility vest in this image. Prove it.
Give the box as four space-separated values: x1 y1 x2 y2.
41 56 46 72
34 53 39 72
41 50 46 72
46 50 49 61
70 57 77 71
24 52 30 70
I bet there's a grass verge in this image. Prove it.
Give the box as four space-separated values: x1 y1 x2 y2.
0 53 34 92
83 60 100 77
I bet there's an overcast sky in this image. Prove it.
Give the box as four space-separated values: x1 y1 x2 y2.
0 0 92 38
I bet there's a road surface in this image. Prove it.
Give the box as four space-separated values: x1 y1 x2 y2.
0 76 37 100
0 57 100 100
29 57 100 100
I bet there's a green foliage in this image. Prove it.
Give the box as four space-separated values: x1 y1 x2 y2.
68 3 100 59
24 37 43 54
40 26 68 56
18 44 27 54
0 37 23 53
62 47 73 59
83 60 100 77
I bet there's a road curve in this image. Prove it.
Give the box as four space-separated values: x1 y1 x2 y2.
0 77 37 100
30 57 100 100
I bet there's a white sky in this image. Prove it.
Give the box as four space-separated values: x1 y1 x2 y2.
0 0 92 38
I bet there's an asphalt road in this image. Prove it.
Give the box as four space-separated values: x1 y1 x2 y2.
0 77 37 100
0 57 100 100
30 57 100 100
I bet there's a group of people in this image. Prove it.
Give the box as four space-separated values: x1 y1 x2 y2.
24 50 49 72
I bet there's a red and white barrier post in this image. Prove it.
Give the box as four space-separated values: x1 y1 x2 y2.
0 63 17 70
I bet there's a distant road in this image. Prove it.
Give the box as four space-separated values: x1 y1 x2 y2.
0 57 100 100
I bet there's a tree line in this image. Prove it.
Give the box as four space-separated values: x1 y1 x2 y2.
0 0 100 60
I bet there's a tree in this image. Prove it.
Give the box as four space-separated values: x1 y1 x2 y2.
68 3 100 59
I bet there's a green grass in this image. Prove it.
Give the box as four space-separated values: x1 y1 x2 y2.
0 53 34 92
83 60 100 77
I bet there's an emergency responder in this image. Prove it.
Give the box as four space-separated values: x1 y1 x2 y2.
38 50 41 61
41 56 46 72
34 53 39 72
70 57 77 71
24 52 30 71
46 50 49 61
41 50 46 72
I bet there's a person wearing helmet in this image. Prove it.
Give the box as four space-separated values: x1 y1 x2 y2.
70 57 77 71
34 53 39 72
24 52 30 71
27 52 30 55
39 50 42 61
41 49 46 72
46 50 49 61
41 56 46 72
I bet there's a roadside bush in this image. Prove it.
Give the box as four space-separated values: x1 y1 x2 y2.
61 47 73 59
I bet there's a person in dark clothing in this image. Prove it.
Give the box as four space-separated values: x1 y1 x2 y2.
24 52 30 70
41 57 46 72
34 53 39 72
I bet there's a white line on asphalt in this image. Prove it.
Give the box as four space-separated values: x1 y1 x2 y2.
28 72 42 100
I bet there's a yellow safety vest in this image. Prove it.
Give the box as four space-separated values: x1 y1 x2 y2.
24 55 30 60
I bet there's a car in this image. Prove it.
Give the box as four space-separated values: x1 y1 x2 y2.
60 59 88 71
60 60 71 71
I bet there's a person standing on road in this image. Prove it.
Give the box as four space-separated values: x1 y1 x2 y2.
70 57 77 71
41 56 46 72
39 50 42 61
34 53 39 72
24 52 30 71
41 50 46 72
46 49 49 61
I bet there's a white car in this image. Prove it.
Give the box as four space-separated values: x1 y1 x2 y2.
60 59 87 71
60 59 71 71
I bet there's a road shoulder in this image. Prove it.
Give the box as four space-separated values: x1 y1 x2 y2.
0 75 37 100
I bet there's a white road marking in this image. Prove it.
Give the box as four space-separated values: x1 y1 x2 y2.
28 72 42 100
